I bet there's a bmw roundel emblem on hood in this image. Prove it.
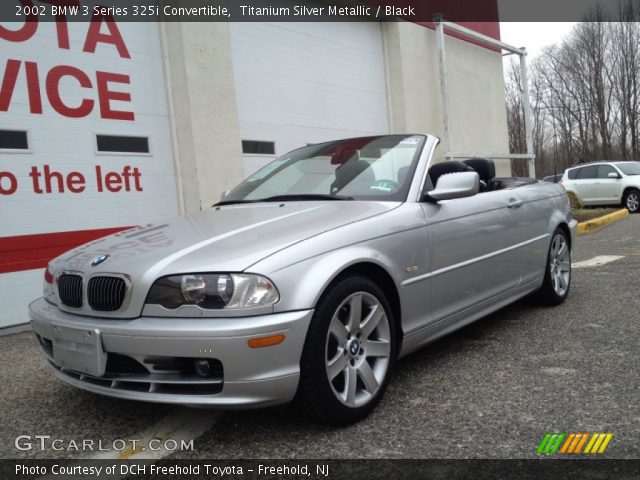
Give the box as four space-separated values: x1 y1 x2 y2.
90 255 110 267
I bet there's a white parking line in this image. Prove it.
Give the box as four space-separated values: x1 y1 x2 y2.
573 255 625 269
90 408 219 460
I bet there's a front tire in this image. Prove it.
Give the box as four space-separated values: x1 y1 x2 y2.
536 228 571 305
299 275 396 425
623 188 640 213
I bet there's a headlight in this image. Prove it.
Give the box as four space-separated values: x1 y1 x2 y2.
145 273 279 310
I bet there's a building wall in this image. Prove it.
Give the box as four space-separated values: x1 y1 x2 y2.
1 19 510 328
162 22 245 212
165 20 512 208
0 21 180 328
382 21 511 174
229 22 390 177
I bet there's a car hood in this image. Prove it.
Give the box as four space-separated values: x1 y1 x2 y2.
52 201 398 278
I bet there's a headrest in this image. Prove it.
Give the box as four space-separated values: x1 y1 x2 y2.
331 160 374 192
463 158 495 183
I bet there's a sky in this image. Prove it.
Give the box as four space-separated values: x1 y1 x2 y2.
499 22 577 60
498 22 577 77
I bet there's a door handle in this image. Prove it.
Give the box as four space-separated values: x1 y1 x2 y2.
508 198 524 208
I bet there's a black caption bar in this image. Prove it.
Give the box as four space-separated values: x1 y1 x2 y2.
0 0 491 23
0 0 631 22
3 459 640 480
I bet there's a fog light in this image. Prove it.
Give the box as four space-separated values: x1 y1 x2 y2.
193 359 214 378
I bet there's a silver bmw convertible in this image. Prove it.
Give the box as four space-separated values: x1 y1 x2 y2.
30 134 577 425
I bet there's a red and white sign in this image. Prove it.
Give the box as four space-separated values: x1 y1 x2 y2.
0 7 179 328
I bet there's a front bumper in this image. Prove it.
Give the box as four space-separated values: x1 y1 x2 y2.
29 297 313 408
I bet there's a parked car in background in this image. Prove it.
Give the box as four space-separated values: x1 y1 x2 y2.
542 173 563 183
30 134 577 425
562 161 640 213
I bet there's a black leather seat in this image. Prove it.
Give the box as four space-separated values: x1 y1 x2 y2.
490 177 538 190
463 158 495 191
460 157 537 191
331 159 374 193
396 165 410 186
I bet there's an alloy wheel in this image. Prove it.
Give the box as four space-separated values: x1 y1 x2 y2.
549 233 571 297
324 292 391 408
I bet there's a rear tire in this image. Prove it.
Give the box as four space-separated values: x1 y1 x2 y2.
536 228 571 305
299 275 396 425
623 188 640 213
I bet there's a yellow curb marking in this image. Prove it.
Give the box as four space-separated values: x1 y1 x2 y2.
577 208 629 236
90 409 218 461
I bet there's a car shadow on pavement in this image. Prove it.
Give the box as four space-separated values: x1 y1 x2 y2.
0 331 174 459
2 295 586 460
168 296 556 459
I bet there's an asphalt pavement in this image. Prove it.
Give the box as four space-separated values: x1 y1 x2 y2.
1 215 638 459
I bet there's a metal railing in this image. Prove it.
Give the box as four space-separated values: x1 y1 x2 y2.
434 18 536 178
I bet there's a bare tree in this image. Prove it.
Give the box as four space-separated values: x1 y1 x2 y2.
505 60 528 176
504 0 640 178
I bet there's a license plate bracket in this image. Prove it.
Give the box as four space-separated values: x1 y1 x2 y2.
52 324 106 377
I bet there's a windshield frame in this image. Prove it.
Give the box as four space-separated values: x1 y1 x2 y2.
219 135 427 205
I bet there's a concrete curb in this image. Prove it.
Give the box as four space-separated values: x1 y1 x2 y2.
0 323 31 337
577 208 630 236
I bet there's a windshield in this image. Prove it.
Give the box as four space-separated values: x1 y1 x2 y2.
615 162 640 176
219 135 425 204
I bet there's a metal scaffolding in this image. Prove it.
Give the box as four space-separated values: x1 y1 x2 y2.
434 19 536 178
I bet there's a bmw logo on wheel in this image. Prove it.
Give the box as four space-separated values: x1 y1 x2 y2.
90 255 110 267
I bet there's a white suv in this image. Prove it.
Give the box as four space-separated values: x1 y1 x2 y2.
562 161 640 213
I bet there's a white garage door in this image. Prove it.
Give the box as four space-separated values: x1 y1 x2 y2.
0 20 179 328
229 22 390 176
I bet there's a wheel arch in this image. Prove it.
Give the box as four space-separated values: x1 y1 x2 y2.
327 262 403 352
622 186 640 201
295 259 403 424
555 222 572 249
266 244 411 353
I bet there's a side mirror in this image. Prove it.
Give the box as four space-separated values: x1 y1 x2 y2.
607 172 621 179
220 190 230 200
427 171 480 201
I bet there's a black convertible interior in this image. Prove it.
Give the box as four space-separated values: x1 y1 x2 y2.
427 158 538 193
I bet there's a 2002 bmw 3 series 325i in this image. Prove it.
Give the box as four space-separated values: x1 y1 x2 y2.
30 134 577 425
